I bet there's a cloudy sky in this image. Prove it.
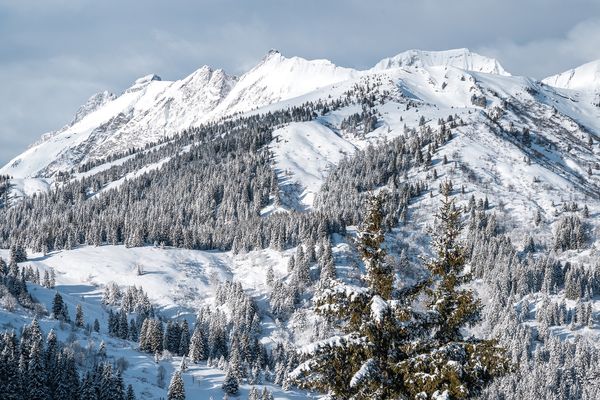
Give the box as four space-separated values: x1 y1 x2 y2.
1 0 600 165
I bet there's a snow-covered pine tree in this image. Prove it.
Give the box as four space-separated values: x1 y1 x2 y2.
27 340 49 400
126 384 136 400
291 193 428 399
75 304 84 327
222 366 239 395
318 237 336 284
167 370 186 400
178 320 190 356
80 372 96 400
0 331 21 400
261 386 274 400
51 292 69 322
396 194 511 399
189 325 206 362
249 386 260 400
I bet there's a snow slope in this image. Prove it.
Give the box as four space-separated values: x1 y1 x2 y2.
271 120 356 208
0 245 311 399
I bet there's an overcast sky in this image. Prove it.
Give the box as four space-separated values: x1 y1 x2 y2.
1 0 600 166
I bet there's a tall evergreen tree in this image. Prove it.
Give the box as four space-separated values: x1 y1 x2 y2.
76 304 85 327
0 331 22 400
189 326 206 362
52 292 69 321
222 367 239 396
167 371 186 400
291 194 424 398
395 194 511 398
27 341 49 400
125 384 136 400
178 320 190 356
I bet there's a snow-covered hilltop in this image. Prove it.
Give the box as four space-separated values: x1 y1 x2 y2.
372 47 510 75
543 59 600 91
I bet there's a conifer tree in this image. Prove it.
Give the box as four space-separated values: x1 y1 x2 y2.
291 193 425 398
27 341 49 400
178 320 190 356
222 366 239 395
189 326 206 363
52 292 69 321
76 304 84 327
126 384 136 400
292 194 510 399
0 331 22 400
167 371 186 400
80 372 96 400
395 194 511 399
249 386 260 400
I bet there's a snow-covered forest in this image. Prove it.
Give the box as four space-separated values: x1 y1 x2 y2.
1 47 600 399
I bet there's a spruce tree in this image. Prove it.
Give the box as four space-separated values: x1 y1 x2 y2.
52 292 69 321
76 304 84 327
126 384 136 400
396 194 511 399
292 194 510 399
27 341 49 400
291 194 425 398
189 326 206 362
222 367 239 395
0 331 22 400
80 372 96 400
167 370 186 400
178 320 190 356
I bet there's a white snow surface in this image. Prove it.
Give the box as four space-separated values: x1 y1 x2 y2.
0 244 310 399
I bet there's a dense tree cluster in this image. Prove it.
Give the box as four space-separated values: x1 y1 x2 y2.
0 256 37 311
292 194 509 399
0 175 10 209
553 214 586 251
316 119 459 226
0 320 137 400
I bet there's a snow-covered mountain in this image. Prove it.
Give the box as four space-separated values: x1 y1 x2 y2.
1 48 511 179
2 48 600 399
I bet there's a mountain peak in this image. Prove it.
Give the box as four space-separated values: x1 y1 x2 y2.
543 59 600 91
134 74 162 85
372 48 510 76
70 90 116 125
267 48 281 57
